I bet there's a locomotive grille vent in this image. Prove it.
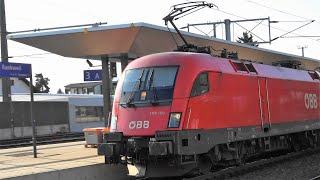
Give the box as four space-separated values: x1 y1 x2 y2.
230 61 258 74
104 132 123 142
308 71 320 80
156 133 173 138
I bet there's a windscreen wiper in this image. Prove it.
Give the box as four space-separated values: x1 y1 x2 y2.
147 69 159 105
126 69 146 107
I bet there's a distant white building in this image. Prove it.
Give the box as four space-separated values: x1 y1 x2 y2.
65 82 102 94
0 78 31 95
64 78 118 95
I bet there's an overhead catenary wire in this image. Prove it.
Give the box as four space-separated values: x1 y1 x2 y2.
192 25 211 36
10 22 108 34
281 36 320 38
247 0 319 24
246 1 320 41
211 8 319 43
0 44 35 51
215 9 245 20
0 52 53 59
271 20 315 41
275 20 315 23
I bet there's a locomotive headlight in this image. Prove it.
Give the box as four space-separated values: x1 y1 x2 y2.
168 112 182 128
110 115 118 130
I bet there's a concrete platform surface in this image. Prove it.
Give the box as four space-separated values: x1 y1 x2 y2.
0 141 130 180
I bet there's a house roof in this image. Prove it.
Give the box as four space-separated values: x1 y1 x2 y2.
18 78 41 93
64 82 102 88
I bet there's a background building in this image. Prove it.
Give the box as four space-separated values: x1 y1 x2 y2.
65 82 102 94
0 78 31 95
64 78 118 95
0 93 105 140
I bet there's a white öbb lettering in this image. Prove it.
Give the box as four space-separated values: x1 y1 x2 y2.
129 121 150 129
304 93 318 109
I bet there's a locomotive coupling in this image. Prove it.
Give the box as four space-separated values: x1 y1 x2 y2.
97 132 124 156
97 142 123 156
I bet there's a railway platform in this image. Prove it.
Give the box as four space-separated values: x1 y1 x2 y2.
0 141 132 180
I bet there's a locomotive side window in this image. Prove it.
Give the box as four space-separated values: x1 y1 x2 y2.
191 72 209 97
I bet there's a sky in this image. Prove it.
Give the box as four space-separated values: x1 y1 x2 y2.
2 0 320 93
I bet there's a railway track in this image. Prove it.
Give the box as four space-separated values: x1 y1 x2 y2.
310 175 320 180
183 146 320 180
0 132 84 149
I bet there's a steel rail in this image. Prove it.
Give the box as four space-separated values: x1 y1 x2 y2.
183 146 320 180
309 175 320 180
0 133 84 149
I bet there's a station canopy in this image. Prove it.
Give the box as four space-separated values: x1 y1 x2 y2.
8 22 320 70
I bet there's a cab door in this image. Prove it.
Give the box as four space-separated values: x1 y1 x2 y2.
184 72 211 129
258 77 271 132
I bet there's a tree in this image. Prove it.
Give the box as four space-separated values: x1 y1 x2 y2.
34 73 50 93
237 32 259 47
57 88 64 94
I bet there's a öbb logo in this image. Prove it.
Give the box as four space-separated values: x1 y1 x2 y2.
129 121 150 129
304 93 318 109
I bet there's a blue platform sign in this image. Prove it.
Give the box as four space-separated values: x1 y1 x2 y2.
0 62 31 78
84 70 102 81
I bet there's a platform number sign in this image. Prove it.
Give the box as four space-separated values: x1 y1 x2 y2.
84 70 102 81
304 93 318 109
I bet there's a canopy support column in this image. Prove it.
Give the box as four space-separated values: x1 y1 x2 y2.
120 53 128 72
102 55 112 127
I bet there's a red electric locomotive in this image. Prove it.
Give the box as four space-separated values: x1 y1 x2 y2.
98 52 320 177
97 2 320 177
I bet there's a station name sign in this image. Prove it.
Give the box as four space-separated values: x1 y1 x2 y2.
0 62 31 78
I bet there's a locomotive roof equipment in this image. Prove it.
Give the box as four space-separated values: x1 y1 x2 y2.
163 1 217 54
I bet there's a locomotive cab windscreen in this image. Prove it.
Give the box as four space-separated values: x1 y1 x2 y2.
120 66 178 107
